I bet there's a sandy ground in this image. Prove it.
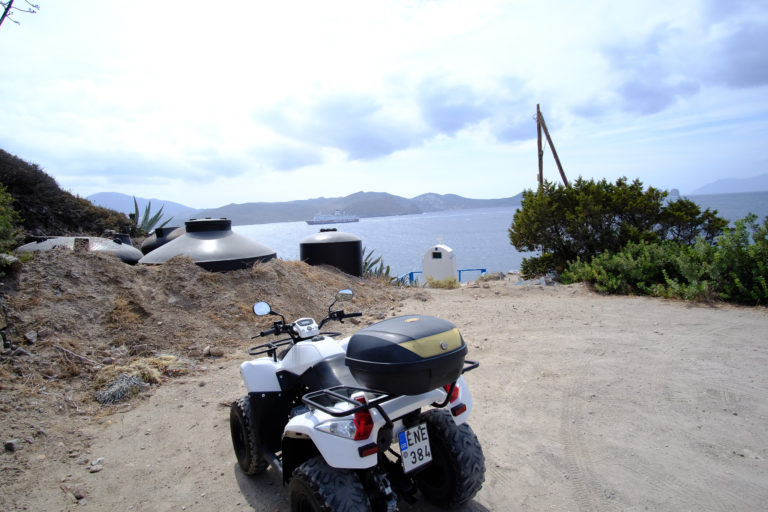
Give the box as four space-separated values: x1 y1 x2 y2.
3 273 768 511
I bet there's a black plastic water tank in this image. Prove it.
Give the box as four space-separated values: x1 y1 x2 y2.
140 226 184 255
138 218 276 272
300 229 362 277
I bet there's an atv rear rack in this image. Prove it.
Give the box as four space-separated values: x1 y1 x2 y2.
301 359 479 422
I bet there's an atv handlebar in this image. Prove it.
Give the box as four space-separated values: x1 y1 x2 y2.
255 309 362 339
318 309 361 328
254 322 291 338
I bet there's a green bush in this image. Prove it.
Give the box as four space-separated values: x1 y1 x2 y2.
562 214 768 305
708 214 768 304
509 177 726 277
520 252 558 278
0 183 23 253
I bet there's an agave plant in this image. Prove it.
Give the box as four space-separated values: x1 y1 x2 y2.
133 197 173 235
363 246 395 281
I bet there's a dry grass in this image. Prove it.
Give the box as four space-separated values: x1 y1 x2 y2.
94 355 192 388
108 296 149 326
426 276 460 289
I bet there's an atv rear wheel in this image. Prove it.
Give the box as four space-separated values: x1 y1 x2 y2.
289 456 372 512
414 408 485 507
230 396 269 475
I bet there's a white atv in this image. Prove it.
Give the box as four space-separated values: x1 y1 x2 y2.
230 289 485 511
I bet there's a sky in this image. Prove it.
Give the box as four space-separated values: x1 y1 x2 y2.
1 0 767 209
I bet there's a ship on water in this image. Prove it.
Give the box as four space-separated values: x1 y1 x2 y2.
306 210 359 225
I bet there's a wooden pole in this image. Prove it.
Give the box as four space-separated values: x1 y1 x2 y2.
0 0 14 29
537 104 543 189
538 108 569 188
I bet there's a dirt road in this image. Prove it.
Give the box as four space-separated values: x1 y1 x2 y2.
3 277 768 511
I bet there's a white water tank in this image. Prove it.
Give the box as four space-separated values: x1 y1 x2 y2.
422 244 458 281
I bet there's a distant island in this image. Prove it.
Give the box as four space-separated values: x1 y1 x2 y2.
692 173 768 195
87 173 768 227
88 191 524 226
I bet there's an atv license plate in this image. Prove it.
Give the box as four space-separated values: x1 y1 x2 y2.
398 423 432 473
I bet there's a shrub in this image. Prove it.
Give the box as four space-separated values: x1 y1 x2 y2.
509 177 726 276
707 214 768 304
563 241 676 294
520 252 558 278
562 214 768 305
0 149 133 236
0 183 23 252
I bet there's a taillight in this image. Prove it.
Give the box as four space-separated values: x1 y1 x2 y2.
315 395 375 441
443 383 460 403
353 396 373 440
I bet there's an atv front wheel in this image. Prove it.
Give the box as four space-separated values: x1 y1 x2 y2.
414 408 485 507
230 396 269 475
289 456 372 512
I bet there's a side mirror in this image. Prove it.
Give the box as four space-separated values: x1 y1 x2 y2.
336 289 353 302
253 302 271 316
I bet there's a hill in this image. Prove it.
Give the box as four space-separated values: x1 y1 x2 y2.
0 149 132 238
412 192 523 212
195 191 523 226
693 173 768 194
87 192 199 226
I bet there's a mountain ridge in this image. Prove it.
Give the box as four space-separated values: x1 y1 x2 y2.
86 192 200 225
192 191 525 225
86 173 768 228
692 173 768 194
87 191 525 226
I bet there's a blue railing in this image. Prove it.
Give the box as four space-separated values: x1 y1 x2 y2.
398 268 486 285
458 268 487 281
398 271 422 284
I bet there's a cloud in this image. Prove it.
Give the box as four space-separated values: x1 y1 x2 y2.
703 0 754 20
707 21 768 88
571 100 611 119
62 150 190 182
617 79 700 115
574 2 768 121
255 74 535 166
417 79 492 135
416 76 533 143
190 151 253 179
491 117 535 143
600 25 700 115
255 144 324 171
257 94 424 161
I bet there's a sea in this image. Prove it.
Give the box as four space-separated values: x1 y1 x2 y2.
233 191 768 281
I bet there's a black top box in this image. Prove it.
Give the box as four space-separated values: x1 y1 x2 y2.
345 315 468 395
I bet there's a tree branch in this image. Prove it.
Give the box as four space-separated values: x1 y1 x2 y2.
0 0 39 30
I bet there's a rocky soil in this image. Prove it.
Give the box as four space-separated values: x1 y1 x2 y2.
1 249 768 511
0 249 403 510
